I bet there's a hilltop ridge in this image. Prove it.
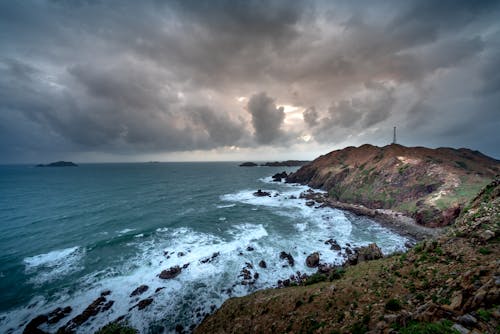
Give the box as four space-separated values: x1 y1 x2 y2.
287 144 499 227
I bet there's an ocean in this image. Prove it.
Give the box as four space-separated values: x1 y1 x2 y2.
0 163 409 333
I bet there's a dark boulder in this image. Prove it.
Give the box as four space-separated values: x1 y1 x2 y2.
279 251 295 267
200 252 220 264
272 171 288 182
306 252 320 268
258 260 267 268
131 298 153 311
325 239 341 251
23 315 49 334
246 246 255 251
130 285 149 297
253 189 271 197
305 200 315 207
47 306 72 324
159 266 182 279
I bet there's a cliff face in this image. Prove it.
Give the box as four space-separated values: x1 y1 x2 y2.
287 144 499 226
196 178 500 334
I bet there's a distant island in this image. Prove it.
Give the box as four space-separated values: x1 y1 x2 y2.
239 160 310 167
36 161 78 167
239 162 258 167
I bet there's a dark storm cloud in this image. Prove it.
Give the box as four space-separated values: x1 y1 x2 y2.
0 0 499 162
247 92 285 144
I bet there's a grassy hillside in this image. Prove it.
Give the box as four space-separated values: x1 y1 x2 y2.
196 178 500 333
287 144 499 227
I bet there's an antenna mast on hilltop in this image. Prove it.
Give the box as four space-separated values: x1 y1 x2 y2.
393 126 397 144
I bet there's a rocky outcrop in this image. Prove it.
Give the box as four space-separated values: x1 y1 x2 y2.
279 251 295 267
271 171 288 182
347 243 383 265
260 160 310 167
253 189 271 197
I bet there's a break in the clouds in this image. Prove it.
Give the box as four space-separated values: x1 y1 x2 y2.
0 0 499 162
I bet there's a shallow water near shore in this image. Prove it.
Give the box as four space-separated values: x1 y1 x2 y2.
0 163 409 333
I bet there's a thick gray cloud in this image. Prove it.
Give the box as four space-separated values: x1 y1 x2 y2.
0 0 499 162
247 92 285 144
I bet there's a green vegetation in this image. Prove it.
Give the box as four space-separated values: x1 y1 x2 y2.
398 320 458 334
435 178 489 210
304 273 327 285
95 323 137 334
385 298 402 311
479 247 492 255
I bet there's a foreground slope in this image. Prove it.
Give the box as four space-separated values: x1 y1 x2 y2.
287 144 499 226
196 178 499 333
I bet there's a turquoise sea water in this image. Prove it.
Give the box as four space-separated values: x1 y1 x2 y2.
0 163 409 333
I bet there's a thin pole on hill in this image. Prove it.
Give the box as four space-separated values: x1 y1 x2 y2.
393 126 397 144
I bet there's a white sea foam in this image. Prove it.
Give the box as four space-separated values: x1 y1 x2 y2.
23 246 85 285
216 203 236 209
2 179 410 334
117 228 135 234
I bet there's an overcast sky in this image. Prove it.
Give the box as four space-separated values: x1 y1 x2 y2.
1 0 499 163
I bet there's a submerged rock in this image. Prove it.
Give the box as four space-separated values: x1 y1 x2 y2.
325 239 342 251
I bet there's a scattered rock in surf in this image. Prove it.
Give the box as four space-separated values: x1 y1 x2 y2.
182 263 190 269
47 306 72 324
240 268 252 280
159 266 182 279
246 246 255 251
155 287 165 293
279 251 295 267
137 298 153 310
23 314 48 334
130 285 149 297
325 239 342 251
101 300 114 312
272 171 288 182
258 260 267 268
200 252 220 264
253 272 259 279
253 189 271 197
177 252 185 257
175 324 184 333
100 290 111 297
305 200 315 207
306 252 320 268
58 295 111 332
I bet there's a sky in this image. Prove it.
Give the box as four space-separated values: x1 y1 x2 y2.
1 0 499 163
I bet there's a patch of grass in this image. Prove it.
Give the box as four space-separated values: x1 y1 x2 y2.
477 308 491 321
455 161 468 170
385 298 402 311
479 247 492 255
399 164 410 175
350 321 368 334
95 323 138 334
304 273 327 285
399 320 458 334
329 268 346 281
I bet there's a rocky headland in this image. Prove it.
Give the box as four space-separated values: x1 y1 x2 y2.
287 144 499 227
